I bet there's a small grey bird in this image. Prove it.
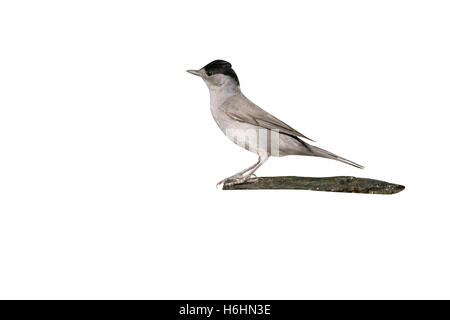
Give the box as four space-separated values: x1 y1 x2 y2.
187 60 363 187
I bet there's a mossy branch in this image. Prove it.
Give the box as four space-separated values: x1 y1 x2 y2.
222 176 405 194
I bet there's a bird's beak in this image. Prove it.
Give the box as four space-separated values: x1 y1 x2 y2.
186 69 202 77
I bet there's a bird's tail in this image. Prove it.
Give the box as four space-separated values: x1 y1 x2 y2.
308 145 364 169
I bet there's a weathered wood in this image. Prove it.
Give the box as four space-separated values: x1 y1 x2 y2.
222 176 405 194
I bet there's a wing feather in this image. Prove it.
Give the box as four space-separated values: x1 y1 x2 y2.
222 95 315 142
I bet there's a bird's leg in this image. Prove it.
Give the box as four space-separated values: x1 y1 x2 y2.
216 159 260 188
226 161 260 179
229 155 268 185
217 155 269 188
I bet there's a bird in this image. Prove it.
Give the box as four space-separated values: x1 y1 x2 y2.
187 59 363 187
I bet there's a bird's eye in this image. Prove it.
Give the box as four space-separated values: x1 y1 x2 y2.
206 71 212 76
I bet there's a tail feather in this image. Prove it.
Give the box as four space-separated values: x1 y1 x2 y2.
309 145 364 169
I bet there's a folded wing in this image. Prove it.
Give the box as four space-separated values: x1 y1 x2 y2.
222 95 315 142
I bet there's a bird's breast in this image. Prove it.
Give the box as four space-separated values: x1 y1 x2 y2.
210 103 230 134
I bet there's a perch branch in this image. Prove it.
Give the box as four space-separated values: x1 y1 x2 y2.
222 176 405 194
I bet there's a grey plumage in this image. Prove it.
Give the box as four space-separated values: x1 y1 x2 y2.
187 60 363 187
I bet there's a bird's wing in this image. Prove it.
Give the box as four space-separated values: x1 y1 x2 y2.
222 95 315 142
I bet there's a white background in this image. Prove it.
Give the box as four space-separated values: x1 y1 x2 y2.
0 0 449 299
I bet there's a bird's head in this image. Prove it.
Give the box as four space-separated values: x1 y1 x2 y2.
187 60 240 90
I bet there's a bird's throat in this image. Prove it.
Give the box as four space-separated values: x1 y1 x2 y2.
208 83 241 109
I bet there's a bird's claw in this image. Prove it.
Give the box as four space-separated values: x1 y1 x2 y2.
216 175 258 189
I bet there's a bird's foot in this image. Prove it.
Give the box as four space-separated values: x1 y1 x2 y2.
216 174 258 189
216 175 239 188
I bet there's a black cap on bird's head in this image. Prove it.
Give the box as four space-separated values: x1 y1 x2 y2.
187 59 239 86
202 60 239 85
